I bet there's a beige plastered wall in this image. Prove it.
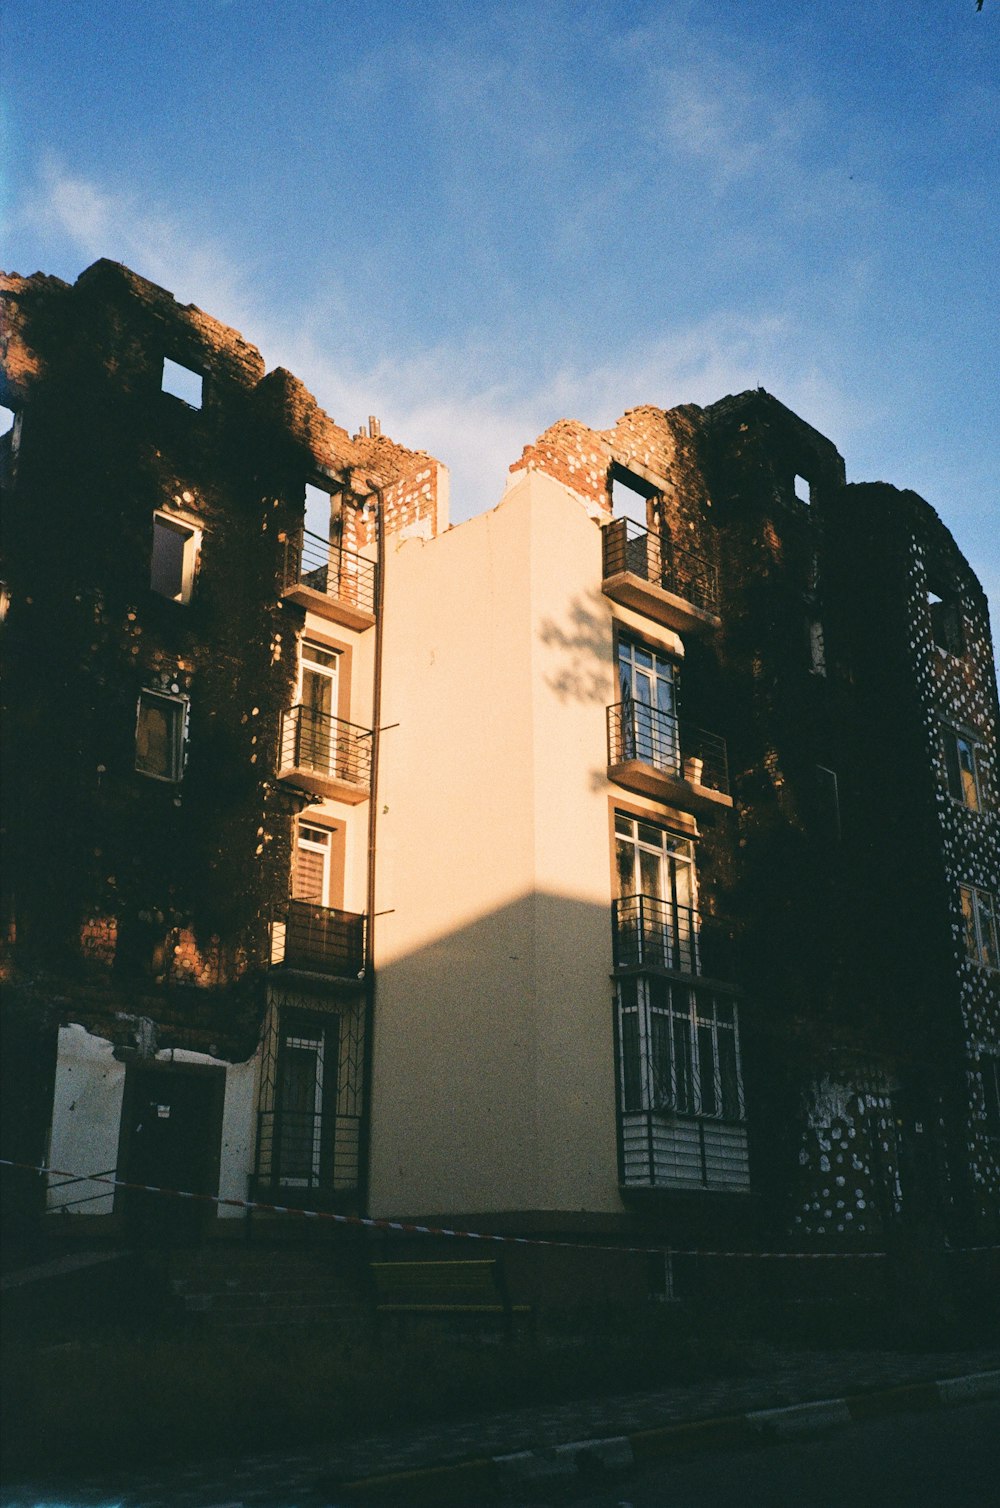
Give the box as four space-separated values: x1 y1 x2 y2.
368 469 679 1219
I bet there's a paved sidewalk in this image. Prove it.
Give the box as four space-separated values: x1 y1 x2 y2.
4 1346 1000 1507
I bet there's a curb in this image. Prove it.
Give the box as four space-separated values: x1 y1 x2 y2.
333 1369 1000 1501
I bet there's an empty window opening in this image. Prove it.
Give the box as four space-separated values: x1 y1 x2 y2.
135 690 186 782
0 405 14 437
927 581 965 657
610 465 657 532
793 474 811 504
151 512 200 603
161 357 203 409
304 481 338 541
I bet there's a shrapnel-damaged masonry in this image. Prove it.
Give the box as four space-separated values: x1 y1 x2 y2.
1 260 996 1307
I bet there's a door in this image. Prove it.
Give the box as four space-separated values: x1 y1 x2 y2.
615 813 697 972
276 1012 339 1188
618 639 678 774
118 1066 223 1238
299 640 339 776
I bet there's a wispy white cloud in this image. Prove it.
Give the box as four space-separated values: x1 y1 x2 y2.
10 161 867 527
18 158 258 329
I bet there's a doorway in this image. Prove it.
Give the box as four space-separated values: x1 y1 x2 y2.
117 1063 225 1239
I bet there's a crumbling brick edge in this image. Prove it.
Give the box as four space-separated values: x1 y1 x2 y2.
330 1369 1000 1501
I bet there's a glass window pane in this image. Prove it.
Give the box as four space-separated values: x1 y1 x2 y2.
615 837 634 897
650 1011 672 1108
957 738 980 812
980 891 998 969
718 1030 740 1118
621 1010 642 1112
698 1023 718 1116
673 1015 693 1113
960 886 979 961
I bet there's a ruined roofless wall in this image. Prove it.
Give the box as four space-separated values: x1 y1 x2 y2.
1 260 447 543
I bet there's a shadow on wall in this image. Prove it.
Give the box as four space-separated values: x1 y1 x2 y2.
538 588 614 707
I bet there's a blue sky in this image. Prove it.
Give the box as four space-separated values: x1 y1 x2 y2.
3 0 998 632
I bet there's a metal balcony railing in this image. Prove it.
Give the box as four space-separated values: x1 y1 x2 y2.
254 1108 361 1192
274 899 366 978
282 528 377 618
613 894 736 980
279 705 372 790
607 702 729 796
602 518 718 616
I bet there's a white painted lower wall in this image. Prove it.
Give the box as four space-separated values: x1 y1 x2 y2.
46 1024 259 1219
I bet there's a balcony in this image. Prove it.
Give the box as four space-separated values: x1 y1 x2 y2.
253 1108 361 1196
612 895 736 982
607 702 732 814
281 528 377 631
602 518 719 635
278 704 372 803
270 898 366 980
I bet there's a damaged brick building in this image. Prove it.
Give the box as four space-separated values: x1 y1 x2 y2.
1 260 997 1270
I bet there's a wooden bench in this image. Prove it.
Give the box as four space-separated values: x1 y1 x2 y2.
370 1258 530 1332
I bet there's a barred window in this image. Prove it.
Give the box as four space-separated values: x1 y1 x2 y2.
617 978 744 1122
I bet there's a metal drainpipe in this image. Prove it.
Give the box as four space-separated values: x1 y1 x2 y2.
357 483 386 1217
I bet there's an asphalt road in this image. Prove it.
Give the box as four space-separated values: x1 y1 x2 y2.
538 1399 1000 1508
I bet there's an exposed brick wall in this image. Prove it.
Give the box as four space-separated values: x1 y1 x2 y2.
0 258 445 1066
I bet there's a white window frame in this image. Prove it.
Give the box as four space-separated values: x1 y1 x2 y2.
151 511 201 604
293 822 332 906
135 689 187 783
617 977 744 1123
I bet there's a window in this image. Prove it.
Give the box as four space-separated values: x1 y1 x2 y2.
298 639 340 773
617 638 678 774
959 885 998 970
615 812 697 972
150 512 200 603
943 727 985 812
304 481 336 541
927 581 964 656
610 464 657 531
161 357 203 409
135 690 186 782
0 404 14 437
815 765 841 843
982 1057 1000 1138
793 474 811 504
276 1010 339 1186
807 619 827 676
617 977 743 1121
293 823 331 905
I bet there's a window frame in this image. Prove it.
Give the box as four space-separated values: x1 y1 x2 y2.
926 580 965 657
943 724 986 813
959 884 999 971
617 977 745 1124
150 510 201 604
135 689 187 783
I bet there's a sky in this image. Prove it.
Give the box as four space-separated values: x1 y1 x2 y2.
2 0 998 634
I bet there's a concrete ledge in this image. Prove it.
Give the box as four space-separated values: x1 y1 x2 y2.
331 1369 1000 1502
746 1398 852 1437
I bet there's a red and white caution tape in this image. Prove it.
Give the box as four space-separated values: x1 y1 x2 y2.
0 1157 918 1259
